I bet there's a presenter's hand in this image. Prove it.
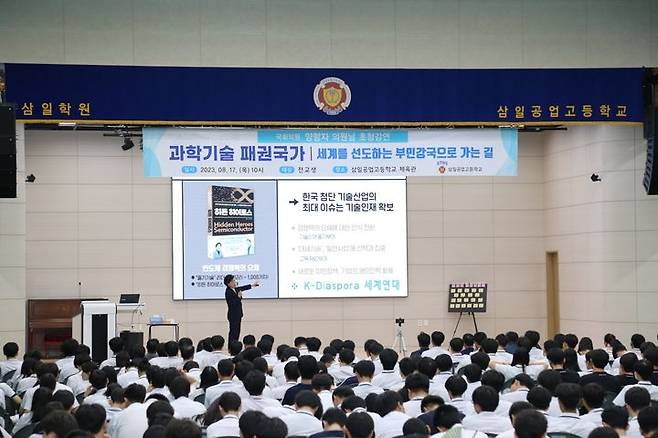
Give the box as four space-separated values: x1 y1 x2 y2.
252 281 260 287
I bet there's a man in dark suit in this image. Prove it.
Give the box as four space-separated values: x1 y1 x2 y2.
224 274 259 342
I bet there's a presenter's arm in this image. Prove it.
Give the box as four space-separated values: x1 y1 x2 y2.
236 282 260 294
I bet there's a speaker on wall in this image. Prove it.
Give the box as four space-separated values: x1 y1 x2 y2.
643 112 658 195
0 104 16 199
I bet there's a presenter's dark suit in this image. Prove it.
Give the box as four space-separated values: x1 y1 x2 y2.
225 284 252 342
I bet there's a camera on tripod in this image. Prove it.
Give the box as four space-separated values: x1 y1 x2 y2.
395 317 405 326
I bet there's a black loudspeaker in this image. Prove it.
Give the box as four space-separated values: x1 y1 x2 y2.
0 104 16 198
120 330 144 351
643 112 658 195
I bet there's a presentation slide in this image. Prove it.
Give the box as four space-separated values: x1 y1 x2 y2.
172 179 407 300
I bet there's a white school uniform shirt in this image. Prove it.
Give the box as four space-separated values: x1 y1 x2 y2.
580 407 604 426
370 358 384 376
494 400 512 417
0 359 22 379
149 356 184 369
495 350 513 363
205 351 231 370
15 375 37 395
108 402 148 438
83 389 112 411
548 397 563 417
303 351 323 361
463 381 481 401
106 406 122 426
99 356 117 369
374 410 411 438
495 429 516 438
273 358 298 385
372 370 402 390
432 426 488 438
529 347 545 361
241 395 282 412
403 396 425 417
451 353 467 367
282 410 323 436
206 414 240 438
271 381 296 401
265 374 278 390
349 407 382 425
263 404 297 418
352 382 384 399
501 387 529 404
22 382 76 411
262 353 279 368
447 397 475 416
205 379 249 408
613 381 658 406
117 369 140 388
429 373 452 400
462 411 512 435
422 346 449 359
318 389 334 412
171 396 206 418
57 356 77 383
193 350 212 369
627 417 642 438
147 386 174 401
494 364 543 381
328 364 355 385
547 412 597 438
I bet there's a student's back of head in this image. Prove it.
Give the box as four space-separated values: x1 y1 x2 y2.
3 341 18 358
346 411 374 438
555 383 581 412
514 409 547 438
125 383 147 404
602 406 629 431
589 349 610 369
472 385 499 412
461 364 482 383
637 406 658 437
380 348 398 371
243 370 266 396
583 383 605 409
625 386 651 412
417 332 431 349
536 369 561 395
433 404 462 432
377 390 403 417
322 407 347 429
297 355 319 380
481 369 505 393
339 348 355 365
354 360 375 379
165 419 202 438
449 338 464 353
41 410 79 438
470 352 490 370
435 354 453 373
527 386 552 411
74 404 106 435
403 417 430 436
445 375 467 397
634 359 654 381
417 357 437 379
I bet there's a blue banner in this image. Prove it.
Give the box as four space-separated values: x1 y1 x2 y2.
143 128 518 178
2 63 644 124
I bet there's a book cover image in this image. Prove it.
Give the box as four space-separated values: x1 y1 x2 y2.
207 185 255 259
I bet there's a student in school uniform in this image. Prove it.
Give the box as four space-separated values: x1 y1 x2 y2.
283 355 319 406
622 387 651 437
206 392 241 438
329 349 355 386
312 373 335 413
169 376 206 419
547 383 597 438
241 370 282 413
373 391 411 438
421 331 448 359
580 383 605 426
501 374 534 404
410 332 431 359
580 349 621 394
281 390 324 436
372 349 401 390
601 406 629 437
272 361 300 401
546 348 581 385
617 352 640 388
444 375 475 416
402 373 430 418
431 354 455 395
491 400 536 438
512 409 548 438
205 359 249 408
352 361 384 400
613 360 658 406
462 386 512 435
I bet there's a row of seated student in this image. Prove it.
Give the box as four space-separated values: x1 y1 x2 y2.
0 330 656 438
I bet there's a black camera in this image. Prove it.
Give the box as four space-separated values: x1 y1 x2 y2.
395 317 405 326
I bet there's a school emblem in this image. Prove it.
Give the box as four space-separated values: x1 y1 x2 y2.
314 77 351 115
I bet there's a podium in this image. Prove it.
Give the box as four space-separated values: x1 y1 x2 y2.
78 301 117 363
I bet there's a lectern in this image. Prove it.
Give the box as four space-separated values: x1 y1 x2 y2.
79 301 117 363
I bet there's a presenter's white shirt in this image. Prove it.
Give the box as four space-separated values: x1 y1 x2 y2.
281 410 323 436
547 413 597 438
171 396 206 418
206 414 240 438
374 410 411 438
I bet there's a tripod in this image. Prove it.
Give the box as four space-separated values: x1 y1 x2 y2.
452 312 479 338
393 324 407 356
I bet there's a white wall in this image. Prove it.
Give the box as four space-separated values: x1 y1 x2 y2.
0 123 26 351
23 130 545 347
544 125 658 342
0 0 657 68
